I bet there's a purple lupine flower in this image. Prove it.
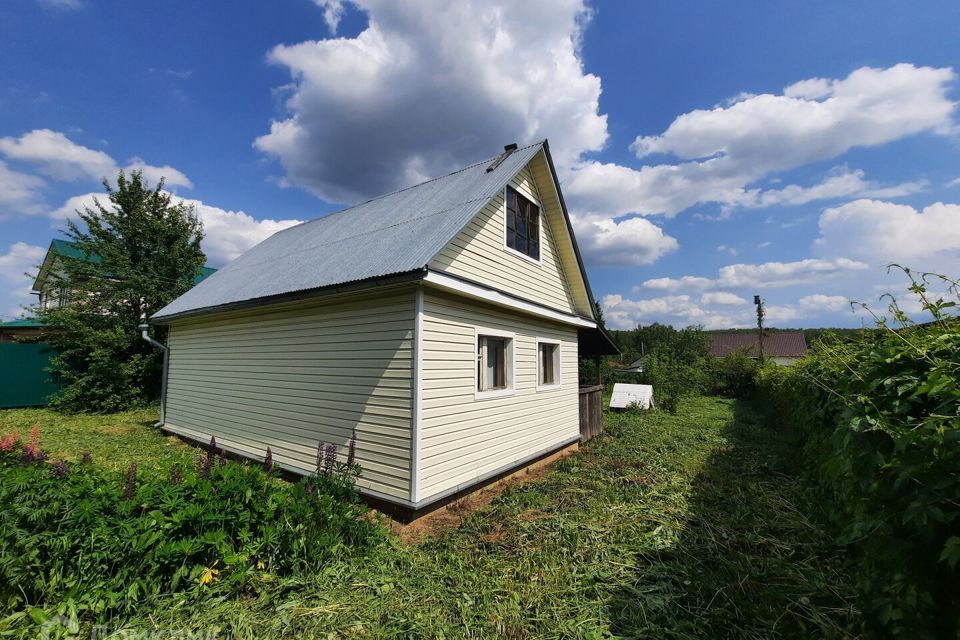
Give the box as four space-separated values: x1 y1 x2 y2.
218 448 229 467
346 430 357 469
304 481 314 496
323 442 337 477
207 436 217 462
169 463 183 485
122 463 138 499
315 441 325 475
51 459 69 479
263 447 273 474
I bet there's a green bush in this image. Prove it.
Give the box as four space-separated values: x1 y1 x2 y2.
706 352 760 398
756 271 960 638
0 437 383 626
638 327 709 413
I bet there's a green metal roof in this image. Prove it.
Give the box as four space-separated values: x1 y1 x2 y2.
37 240 217 288
51 239 100 263
0 318 45 328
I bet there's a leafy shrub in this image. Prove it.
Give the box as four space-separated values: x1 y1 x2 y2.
638 327 709 413
756 269 960 638
0 435 383 626
706 352 760 398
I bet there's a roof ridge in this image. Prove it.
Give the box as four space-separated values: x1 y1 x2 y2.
277 141 545 234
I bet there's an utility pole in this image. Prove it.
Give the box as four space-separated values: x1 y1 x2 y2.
754 295 765 361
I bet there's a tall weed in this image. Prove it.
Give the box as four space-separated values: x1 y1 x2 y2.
757 268 960 637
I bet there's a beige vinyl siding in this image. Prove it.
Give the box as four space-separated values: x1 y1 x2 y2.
418 288 579 501
163 288 416 500
430 159 581 315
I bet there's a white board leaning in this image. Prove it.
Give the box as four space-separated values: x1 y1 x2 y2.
609 383 654 410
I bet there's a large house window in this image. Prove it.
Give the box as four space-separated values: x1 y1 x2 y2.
476 330 514 398
537 338 561 390
505 186 540 261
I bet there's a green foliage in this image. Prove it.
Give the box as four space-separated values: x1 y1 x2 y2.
756 269 960 638
636 326 709 413
0 437 383 629
706 351 761 398
36 171 206 412
0 398 856 638
102 397 855 638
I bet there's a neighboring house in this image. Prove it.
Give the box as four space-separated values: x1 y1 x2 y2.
708 331 808 366
622 357 645 373
151 140 618 519
0 241 216 409
0 318 47 344
32 239 218 309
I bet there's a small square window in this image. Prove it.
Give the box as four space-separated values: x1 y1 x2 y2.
537 340 561 389
476 332 514 398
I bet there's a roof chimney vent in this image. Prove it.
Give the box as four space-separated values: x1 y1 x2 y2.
485 143 519 173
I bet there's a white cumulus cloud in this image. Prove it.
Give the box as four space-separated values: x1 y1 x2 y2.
0 242 46 318
639 258 869 292
798 294 850 312
701 291 747 305
0 160 46 217
0 129 192 188
564 64 955 222
571 215 677 266
255 0 606 205
815 199 960 266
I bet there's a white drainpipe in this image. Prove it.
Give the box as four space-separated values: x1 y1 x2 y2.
139 323 168 425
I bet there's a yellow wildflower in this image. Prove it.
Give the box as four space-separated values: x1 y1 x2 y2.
199 563 220 585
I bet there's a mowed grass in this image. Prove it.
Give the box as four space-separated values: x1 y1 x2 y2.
0 397 859 638
0 407 194 475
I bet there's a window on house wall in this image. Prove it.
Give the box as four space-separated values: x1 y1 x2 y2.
477 332 514 397
537 339 561 389
505 185 540 261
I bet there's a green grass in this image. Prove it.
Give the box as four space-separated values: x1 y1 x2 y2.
0 407 194 475
0 397 859 638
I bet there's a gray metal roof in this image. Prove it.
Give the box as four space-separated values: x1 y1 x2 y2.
153 142 545 321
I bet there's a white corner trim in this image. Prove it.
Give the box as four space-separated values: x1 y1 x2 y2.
474 326 517 401
502 184 543 267
535 336 562 392
410 285 424 503
423 271 596 329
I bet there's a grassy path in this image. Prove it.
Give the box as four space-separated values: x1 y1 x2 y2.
98 396 858 638
0 398 857 637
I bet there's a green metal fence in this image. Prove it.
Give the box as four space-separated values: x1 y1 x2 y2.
0 343 61 408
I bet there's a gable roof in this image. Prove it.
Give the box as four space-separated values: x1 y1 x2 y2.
707 331 808 358
33 240 217 290
153 141 595 323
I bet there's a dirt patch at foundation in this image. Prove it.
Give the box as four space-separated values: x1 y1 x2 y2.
384 443 578 545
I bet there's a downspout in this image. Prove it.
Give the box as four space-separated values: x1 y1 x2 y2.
139 323 168 426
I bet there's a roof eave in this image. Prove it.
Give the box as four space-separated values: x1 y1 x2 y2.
151 267 428 325
540 140 598 321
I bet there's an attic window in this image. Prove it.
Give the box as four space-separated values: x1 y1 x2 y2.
505 186 540 262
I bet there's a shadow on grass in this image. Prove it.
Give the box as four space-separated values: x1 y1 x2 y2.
607 399 860 639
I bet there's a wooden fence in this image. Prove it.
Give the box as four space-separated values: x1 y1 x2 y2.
578 385 603 441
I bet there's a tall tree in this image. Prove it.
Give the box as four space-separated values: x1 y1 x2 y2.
37 171 205 412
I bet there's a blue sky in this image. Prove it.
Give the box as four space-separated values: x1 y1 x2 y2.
2 0 959 329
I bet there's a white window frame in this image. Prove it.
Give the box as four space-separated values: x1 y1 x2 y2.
502 185 543 266
474 327 516 400
536 337 562 391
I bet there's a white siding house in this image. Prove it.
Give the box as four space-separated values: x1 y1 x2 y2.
151 140 616 517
